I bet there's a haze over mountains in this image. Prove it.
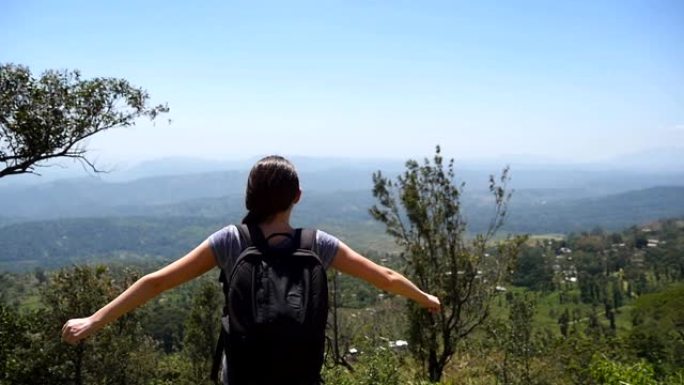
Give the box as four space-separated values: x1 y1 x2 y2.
1 153 683 223
3 147 683 184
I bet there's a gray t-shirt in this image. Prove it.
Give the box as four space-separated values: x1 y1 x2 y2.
208 225 340 271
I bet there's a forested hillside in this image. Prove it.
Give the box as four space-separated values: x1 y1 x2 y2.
2 219 683 384
1 186 683 271
505 186 684 232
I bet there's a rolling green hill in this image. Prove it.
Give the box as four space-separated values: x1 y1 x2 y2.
1 186 683 271
503 186 684 233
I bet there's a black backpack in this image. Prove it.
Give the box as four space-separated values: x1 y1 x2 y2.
211 224 329 385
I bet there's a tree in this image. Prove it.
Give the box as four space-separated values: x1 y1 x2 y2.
628 284 684 377
589 354 659 385
369 146 526 381
487 294 544 385
327 271 354 371
0 304 32 385
558 308 570 338
512 246 553 291
182 280 221 384
0 63 168 178
24 265 160 385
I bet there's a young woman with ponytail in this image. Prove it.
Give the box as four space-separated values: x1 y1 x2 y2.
61 156 441 378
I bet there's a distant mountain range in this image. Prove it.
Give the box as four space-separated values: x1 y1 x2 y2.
1 155 683 271
1 160 682 223
3 147 682 185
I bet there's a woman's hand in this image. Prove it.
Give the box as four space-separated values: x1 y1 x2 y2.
61 316 100 345
60 241 217 346
331 241 443 314
421 293 442 314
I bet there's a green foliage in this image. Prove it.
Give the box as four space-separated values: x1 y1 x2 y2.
182 280 221 384
628 284 684 376
323 342 406 385
353 348 403 385
1 214 683 384
484 294 559 385
148 353 194 385
0 64 168 178
0 216 393 273
0 304 31 385
589 354 659 385
512 246 554 291
370 145 526 381
0 217 220 271
0 265 162 384
141 294 188 353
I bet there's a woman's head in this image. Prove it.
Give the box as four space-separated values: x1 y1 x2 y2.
242 155 300 225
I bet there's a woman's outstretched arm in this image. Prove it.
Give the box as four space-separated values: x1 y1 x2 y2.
330 241 441 312
61 240 217 345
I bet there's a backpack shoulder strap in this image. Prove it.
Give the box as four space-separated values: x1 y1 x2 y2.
218 224 253 281
237 224 253 248
298 228 317 253
214 224 253 385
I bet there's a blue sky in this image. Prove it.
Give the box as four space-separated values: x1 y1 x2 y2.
1 0 683 164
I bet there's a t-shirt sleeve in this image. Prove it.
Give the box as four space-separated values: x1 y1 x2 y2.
208 224 241 271
315 229 340 269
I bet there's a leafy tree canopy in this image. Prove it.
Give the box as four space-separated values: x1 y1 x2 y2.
370 145 526 381
0 64 168 178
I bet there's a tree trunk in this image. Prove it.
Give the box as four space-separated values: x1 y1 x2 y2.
332 273 341 362
427 348 443 382
330 273 353 371
74 343 84 385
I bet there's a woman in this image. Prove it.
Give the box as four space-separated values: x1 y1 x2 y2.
62 155 441 380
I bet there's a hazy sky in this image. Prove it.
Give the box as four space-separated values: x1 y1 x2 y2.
2 0 683 164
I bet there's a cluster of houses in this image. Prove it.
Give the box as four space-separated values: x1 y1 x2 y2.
641 227 664 248
347 339 409 357
553 246 578 284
